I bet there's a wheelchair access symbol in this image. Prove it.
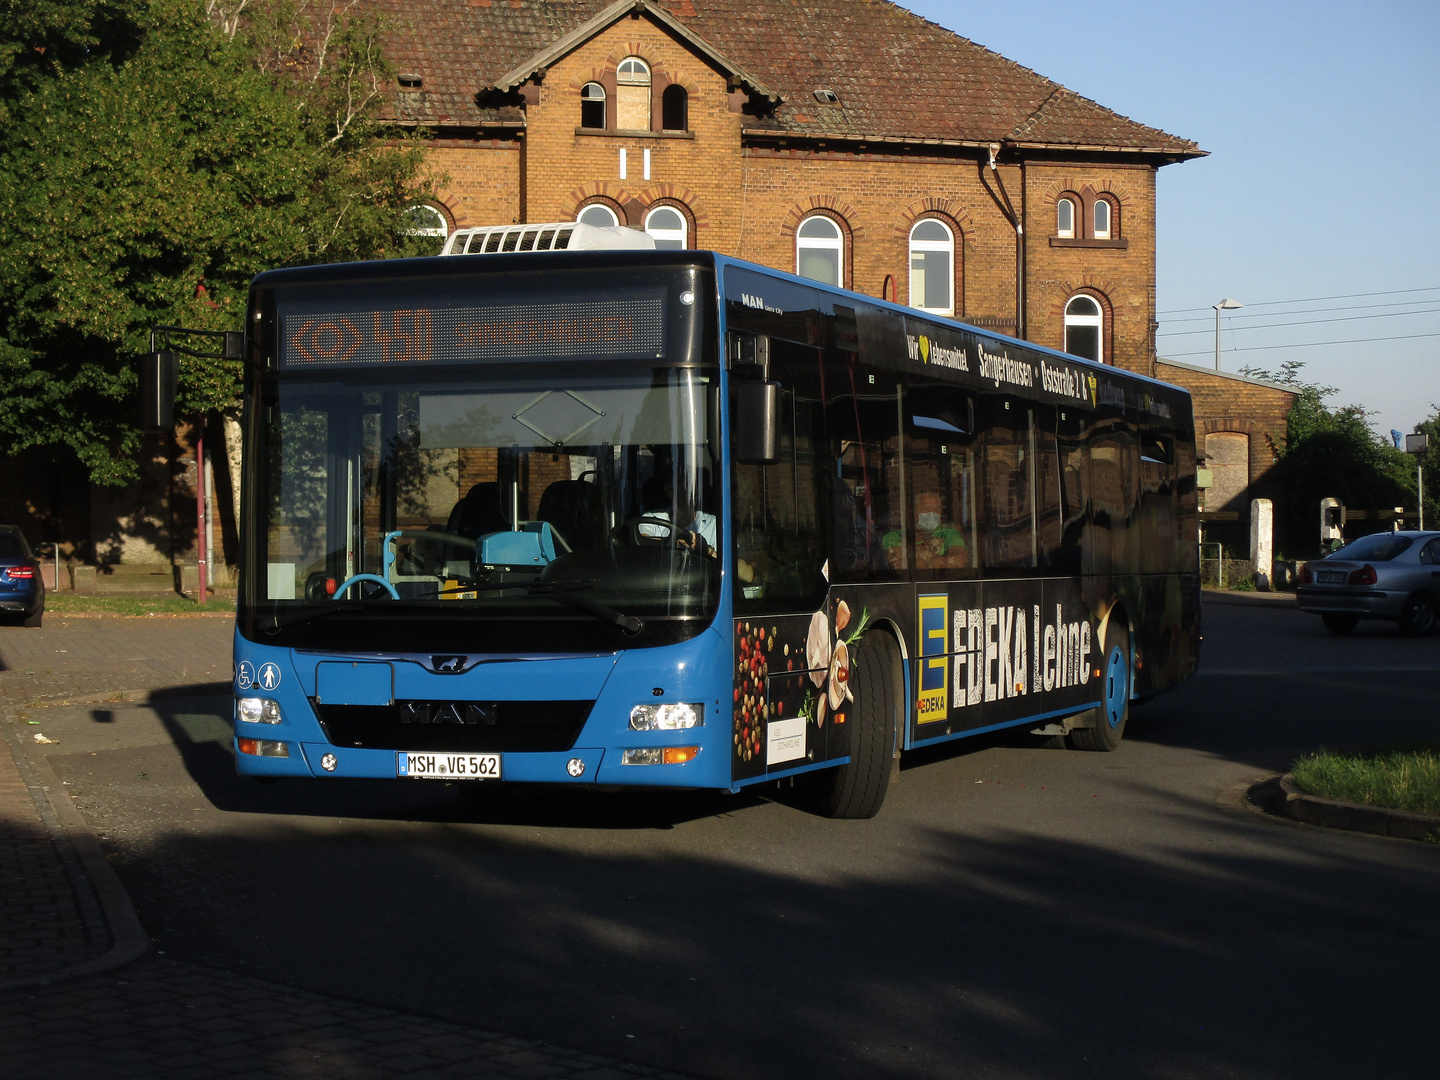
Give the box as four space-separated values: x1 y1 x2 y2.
236 661 255 690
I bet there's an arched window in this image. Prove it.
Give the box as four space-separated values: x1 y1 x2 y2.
1093 198 1112 240
402 204 448 253
580 82 606 129
1057 197 1075 238
644 206 687 249
796 215 843 286
908 219 954 315
578 203 620 228
1063 295 1104 363
616 57 651 130
661 84 688 131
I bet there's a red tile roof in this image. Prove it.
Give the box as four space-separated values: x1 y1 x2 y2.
371 0 1201 156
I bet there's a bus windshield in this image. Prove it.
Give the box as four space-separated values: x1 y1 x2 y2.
248 364 719 648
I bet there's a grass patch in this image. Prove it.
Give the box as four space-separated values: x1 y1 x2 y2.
1290 742 1440 817
46 593 235 617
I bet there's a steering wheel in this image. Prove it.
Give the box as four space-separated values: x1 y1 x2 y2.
331 573 400 600
625 516 708 557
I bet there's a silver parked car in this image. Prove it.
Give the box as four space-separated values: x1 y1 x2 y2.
1297 531 1440 635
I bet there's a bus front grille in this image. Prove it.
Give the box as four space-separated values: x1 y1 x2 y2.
312 700 593 753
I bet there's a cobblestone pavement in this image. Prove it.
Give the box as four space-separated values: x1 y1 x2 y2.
0 615 698 1080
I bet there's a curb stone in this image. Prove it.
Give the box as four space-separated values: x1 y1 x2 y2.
1269 773 1440 842
0 713 151 991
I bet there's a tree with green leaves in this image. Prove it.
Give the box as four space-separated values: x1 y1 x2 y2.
0 0 432 486
1240 361 1424 553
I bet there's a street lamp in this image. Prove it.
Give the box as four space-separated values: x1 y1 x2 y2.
1213 298 1243 370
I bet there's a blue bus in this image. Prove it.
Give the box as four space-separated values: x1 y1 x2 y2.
228 229 1199 817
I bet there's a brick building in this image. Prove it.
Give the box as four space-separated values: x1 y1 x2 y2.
2 0 1294 577
375 0 1292 533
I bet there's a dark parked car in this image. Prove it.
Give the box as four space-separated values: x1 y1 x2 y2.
1297 531 1440 635
0 525 44 627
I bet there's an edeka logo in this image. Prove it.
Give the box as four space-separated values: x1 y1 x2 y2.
917 594 948 723
951 604 1091 708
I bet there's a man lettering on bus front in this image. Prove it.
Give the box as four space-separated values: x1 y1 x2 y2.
883 490 967 570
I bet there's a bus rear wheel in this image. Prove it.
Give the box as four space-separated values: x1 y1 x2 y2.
1071 620 1129 752
813 630 901 819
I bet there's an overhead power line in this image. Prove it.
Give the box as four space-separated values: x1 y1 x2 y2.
1158 298 1440 327
1162 331 1440 359
1156 285 1440 317
1156 306 1440 338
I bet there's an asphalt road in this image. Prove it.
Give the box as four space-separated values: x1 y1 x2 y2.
11 599 1440 1080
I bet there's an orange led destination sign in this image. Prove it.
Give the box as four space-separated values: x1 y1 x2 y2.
281 294 666 367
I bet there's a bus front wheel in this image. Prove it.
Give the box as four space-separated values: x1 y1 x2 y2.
1071 620 1130 752
813 630 901 819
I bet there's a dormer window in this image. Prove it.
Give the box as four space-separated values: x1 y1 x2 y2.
580 82 606 129
616 57 651 130
397 73 423 90
813 89 839 103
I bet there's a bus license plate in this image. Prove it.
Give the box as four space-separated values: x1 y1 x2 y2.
398 751 501 780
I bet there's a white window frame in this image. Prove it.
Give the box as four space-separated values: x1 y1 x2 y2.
795 215 844 287
1093 198 1112 240
616 57 652 130
402 205 448 250
907 219 954 315
577 203 620 228
1063 294 1105 364
644 205 687 250
1057 197 1075 238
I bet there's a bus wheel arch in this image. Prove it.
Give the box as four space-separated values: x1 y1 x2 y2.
1072 606 1131 752
813 626 904 818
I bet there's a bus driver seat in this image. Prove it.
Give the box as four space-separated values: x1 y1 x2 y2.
446 482 509 540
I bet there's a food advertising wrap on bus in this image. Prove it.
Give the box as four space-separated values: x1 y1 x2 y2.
732 581 1118 781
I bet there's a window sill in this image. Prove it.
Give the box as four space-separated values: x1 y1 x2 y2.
575 127 695 140
1049 237 1129 249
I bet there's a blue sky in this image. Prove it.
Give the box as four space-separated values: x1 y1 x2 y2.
904 0 1440 440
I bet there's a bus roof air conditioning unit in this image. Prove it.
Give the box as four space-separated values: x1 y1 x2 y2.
441 221 656 256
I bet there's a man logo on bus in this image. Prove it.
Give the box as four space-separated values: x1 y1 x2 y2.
917 594 948 723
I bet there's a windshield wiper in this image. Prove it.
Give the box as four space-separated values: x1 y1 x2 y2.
461 579 645 634
261 580 644 635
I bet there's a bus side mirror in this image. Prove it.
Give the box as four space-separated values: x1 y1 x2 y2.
140 351 179 431
734 381 780 465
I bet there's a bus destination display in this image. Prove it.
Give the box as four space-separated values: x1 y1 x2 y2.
280 292 666 368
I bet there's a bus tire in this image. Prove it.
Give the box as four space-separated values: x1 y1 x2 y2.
815 630 901 819
1071 620 1130 752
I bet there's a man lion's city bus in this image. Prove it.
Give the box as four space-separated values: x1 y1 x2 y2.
228 222 1200 818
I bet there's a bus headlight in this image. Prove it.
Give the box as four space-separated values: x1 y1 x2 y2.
629 703 703 730
237 697 282 724
237 738 290 758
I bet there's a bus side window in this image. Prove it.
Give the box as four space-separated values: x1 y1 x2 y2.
1055 410 1088 575
1033 405 1063 570
1088 420 1138 575
827 365 903 582
901 390 978 578
731 342 829 610
980 396 1037 574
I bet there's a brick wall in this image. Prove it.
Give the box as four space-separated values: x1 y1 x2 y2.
1154 359 1297 511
